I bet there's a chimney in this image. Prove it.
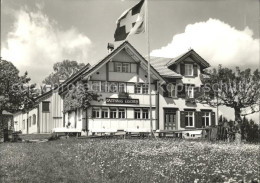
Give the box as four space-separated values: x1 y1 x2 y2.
107 43 114 53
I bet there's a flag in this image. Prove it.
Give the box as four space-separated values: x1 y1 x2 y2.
114 0 145 42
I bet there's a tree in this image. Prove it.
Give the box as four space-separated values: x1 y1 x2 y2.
42 60 85 85
197 65 260 123
63 82 101 113
0 59 37 115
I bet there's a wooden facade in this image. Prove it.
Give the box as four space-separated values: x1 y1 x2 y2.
14 91 63 134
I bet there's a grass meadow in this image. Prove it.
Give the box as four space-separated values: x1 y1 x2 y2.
0 137 259 183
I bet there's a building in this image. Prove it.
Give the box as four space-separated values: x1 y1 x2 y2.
13 88 64 134
14 41 217 134
13 64 91 134
150 50 217 131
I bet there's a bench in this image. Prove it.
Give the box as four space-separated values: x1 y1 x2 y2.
124 128 151 138
52 128 82 138
90 129 118 137
156 130 177 138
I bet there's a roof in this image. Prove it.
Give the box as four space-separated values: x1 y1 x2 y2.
166 49 210 68
80 41 165 83
149 49 211 78
150 56 182 78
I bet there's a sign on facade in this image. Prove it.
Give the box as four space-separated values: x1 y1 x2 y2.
106 98 139 104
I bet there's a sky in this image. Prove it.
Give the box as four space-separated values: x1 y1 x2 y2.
1 0 259 122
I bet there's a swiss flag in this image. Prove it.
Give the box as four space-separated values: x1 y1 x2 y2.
114 0 145 42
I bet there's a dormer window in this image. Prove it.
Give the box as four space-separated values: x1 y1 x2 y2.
185 64 193 76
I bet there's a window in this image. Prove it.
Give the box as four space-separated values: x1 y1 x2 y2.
22 120 25 129
134 84 142 94
118 83 126 93
109 82 118 92
92 108 100 118
115 62 122 72
202 112 211 127
101 108 108 118
29 116 31 127
187 86 194 98
122 63 130 73
142 84 149 94
110 108 117 118
92 81 100 92
185 111 194 127
101 81 107 92
134 109 141 119
185 64 193 76
33 114 36 125
42 102 50 112
114 62 131 73
169 84 177 97
142 108 149 119
118 108 126 118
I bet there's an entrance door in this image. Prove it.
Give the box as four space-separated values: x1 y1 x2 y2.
164 109 177 130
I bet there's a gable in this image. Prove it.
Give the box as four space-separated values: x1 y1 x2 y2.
81 41 165 83
167 50 210 69
184 57 194 62
112 49 137 63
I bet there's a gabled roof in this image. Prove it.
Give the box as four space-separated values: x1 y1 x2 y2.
166 49 210 68
150 56 182 78
149 49 211 78
80 41 165 83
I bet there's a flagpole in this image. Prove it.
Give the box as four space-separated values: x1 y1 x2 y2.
145 0 155 138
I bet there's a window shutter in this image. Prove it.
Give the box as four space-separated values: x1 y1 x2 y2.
162 85 169 97
180 111 186 128
180 64 185 75
177 84 186 98
211 112 216 126
193 64 198 76
195 112 202 128
194 87 201 99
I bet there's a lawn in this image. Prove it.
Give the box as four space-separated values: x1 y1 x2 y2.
0 138 259 183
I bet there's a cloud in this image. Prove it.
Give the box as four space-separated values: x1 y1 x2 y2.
1 7 92 84
151 18 259 69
